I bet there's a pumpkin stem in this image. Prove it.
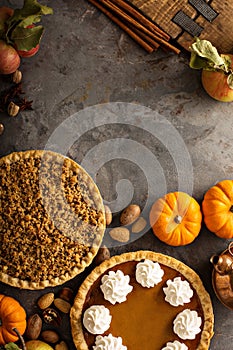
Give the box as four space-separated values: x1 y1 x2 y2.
174 215 182 224
12 328 26 350
230 205 233 213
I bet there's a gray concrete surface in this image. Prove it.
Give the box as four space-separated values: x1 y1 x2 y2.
1 0 233 349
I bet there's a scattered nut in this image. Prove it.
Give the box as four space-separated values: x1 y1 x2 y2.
54 298 71 314
43 308 62 326
104 205 112 226
131 217 147 233
37 292 54 310
94 245 111 265
58 287 74 303
41 330 59 344
0 123 4 135
25 313 42 340
55 341 69 350
109 227 130 243
7 101 20 117
12 69 22 84
120 204 141 226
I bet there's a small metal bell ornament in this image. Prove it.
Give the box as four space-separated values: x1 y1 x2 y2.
210 242 233 275
210 242 233 310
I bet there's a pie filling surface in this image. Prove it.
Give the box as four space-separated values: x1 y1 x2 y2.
0 150 105 289
70 251 214 350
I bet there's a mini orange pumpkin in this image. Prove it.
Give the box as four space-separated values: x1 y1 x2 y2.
202 179 233 239
150 191 202 246
0 294 27 345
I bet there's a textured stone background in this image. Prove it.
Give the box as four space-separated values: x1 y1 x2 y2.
0 0 233 349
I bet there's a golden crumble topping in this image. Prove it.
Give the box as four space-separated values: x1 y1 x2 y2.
0 150 105 289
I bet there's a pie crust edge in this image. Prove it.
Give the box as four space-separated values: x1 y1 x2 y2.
70 250 214 350
0 149 106 290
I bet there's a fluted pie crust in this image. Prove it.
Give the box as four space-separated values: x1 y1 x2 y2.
0 150 105 289
70 250 214 350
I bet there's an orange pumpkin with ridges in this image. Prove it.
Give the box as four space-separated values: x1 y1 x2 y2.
0 294 27 345
202 179 233 239
150 191 202 246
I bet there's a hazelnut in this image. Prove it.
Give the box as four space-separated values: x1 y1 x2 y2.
7 101 20 117
12 69 22 84
120 204 141 226
55 341 69 350
58 287 74 303
43 308 62 326
94 245 111 265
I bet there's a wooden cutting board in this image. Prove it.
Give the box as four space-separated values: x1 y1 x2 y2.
128 0 233 53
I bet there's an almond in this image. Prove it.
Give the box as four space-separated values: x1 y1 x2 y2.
109 227 130 243
37 292 54 310
104 205 112 225
54 298 71 314
41 330 59 344
131 217 147 233
25 313 42 340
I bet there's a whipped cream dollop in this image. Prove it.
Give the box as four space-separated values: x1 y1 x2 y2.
100 270 133 304
136 259 164 288
83 305 112 334
93 334 127 350
163 277 194 306
173 309 202 340
161 340 188 350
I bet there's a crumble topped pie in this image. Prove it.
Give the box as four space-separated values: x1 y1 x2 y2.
0 150 105 289
70 251 214 350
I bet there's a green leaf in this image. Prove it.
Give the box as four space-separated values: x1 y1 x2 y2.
189 51 212 70
190 38 225 67
5 0 53 46
7 0 53 25
189 38 233 75
18 15 42 28
5 343 20 350
11 25 44 51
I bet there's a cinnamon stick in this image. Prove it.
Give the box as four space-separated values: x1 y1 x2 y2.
129 24 160 50
88 0 155 52
110 0 170 40
98 0 180 54
88 0 180 54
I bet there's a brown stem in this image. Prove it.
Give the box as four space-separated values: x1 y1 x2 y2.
174 215 182 224
12 328 26 350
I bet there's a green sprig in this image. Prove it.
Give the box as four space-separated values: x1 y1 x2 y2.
3 0 53 51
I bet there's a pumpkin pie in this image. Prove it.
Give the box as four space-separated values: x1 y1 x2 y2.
70 250 214 350
0 150 105 289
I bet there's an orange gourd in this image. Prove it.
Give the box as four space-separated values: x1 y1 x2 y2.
202 179 233 239
150 191 202 246
0 294 27 345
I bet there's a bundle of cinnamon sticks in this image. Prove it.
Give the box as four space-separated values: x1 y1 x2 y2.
87 0 180 54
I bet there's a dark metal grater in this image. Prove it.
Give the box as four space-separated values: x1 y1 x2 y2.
173 11 203 37
172 11 204 36
189 0 218 22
